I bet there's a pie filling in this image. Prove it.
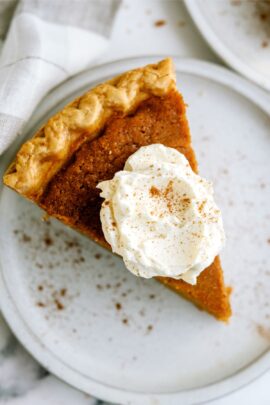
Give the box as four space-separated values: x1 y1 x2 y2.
40 90 197 243
37 90 231 322
3 59 232 321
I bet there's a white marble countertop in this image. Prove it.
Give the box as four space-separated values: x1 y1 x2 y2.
0 1 269 404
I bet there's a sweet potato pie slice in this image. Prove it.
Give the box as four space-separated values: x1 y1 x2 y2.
3 58 231 321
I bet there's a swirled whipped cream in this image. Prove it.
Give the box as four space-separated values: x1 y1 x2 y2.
97 144 225 284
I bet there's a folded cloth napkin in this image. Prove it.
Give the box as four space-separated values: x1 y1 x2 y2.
0 0 121 155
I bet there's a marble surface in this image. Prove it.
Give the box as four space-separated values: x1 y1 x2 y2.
0 0 269 404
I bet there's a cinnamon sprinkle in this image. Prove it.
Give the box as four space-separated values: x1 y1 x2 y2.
198 200 206 213
149 186 161 197
150 180 191 215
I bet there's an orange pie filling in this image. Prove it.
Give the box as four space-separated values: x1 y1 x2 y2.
37 90 231 321
3 59 232 321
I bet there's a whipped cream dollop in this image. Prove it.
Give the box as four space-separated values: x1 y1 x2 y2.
97 144 225 284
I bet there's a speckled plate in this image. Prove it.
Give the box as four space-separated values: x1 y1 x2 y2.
184 0 270 91
0 57 270 405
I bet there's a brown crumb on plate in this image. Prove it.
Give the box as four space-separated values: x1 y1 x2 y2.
22 233 31 242
115 302 122 310
54 299 64 310
257 324 270 342
60 288 67 297
154 19 166 27
44 234 53 246
178 20 186 27
230 0 241 5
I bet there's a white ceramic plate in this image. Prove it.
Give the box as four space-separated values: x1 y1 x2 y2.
0 57 270 405
184 0 270 91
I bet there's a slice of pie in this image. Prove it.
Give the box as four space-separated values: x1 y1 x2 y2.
3 58 231 321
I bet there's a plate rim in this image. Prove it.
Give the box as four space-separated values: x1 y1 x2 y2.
0 56 270 405
184 0 270 92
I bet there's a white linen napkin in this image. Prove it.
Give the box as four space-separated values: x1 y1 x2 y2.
0 0 121 155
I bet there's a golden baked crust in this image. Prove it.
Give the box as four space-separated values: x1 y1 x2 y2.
4 58 176 198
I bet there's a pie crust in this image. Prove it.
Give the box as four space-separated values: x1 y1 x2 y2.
4 59 175 198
